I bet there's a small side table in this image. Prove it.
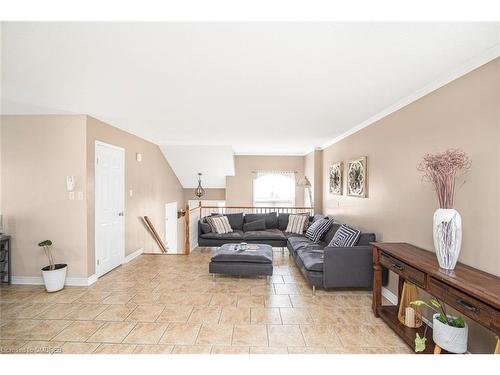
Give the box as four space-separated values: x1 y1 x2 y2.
0 235 11 284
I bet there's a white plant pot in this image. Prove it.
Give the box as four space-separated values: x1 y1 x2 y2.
41 264 67 292
432 313 468 353
433 208 462 270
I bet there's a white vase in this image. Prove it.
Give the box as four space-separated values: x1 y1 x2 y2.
41 264 67 292
433 208 462 270
432 313 468 353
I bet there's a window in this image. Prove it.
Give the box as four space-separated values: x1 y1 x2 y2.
253 171 296 207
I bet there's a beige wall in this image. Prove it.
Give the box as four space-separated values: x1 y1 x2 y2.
183 188 226 204
1 115 89 278
304 149 323 213
321 58 500 353
313 150 323 212
86 117 185 273
225 155 305 207
1 114 185 279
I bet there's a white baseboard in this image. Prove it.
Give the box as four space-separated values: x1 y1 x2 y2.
11 274 98 287
124 248 143 263
10 276 44 285
382 286 398 305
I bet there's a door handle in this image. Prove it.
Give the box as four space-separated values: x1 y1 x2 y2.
118 212 124 216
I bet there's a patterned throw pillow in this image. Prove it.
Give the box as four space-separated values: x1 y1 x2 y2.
206 216 233 234
285 214 308 234
305 218 333 242
328 224 360 247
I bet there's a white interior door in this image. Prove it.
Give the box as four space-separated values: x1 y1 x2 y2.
95 141 125 277
165 202 178 253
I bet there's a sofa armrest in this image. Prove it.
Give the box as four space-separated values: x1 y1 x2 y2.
322 245 374 288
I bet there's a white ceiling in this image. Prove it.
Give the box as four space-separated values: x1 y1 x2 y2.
2 22 499 156
160 145 234 188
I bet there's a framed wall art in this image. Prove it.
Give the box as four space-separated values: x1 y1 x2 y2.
329 162 343 195
347 156 367 197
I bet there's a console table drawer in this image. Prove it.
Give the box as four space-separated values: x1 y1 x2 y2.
429 277 499 333
380 252 426 288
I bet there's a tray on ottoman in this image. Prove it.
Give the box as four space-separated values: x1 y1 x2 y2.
209 243 273 278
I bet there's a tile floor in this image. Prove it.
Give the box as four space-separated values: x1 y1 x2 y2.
0 247 411 354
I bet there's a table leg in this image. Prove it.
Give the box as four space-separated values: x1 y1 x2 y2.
372 246 382 317
8 239 11 284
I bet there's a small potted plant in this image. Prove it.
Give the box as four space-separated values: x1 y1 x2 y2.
411 297 468 353
38 240 67 292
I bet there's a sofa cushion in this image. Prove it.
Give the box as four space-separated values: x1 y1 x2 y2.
328 224 361 247
295 241 327 254
322 222 341 245
243 219 266 232
312 214 327 222
305 218 333 242
243 229 286 241
244 212 278 229
200 230 244 240
288 236 315 251
278 213 291 231
211 212 244 231
357 232 376 246
200 220 212 234
298 250 324 272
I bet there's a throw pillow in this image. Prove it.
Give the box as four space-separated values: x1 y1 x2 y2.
328 224 361 247
211 212 244 230
305 218 333 242
285 214 308 234
244 212 278 229
206 216 233 234
200 220 212 234
243 219 266 232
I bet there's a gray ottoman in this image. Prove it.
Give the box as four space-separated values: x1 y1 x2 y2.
209 243 273 279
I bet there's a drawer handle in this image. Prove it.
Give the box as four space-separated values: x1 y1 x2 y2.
456 298 480 313
392 263 404 271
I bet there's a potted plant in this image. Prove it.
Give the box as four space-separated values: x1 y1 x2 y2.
411 297 468 353
417 149 471 270
38 240 67 292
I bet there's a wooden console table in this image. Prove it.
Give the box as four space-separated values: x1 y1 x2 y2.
372 242 500 353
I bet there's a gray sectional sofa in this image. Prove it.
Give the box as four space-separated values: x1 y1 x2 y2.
198 212 386 290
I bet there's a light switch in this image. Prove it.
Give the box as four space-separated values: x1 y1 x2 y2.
69 192 75 200
66 176 75 192
78 191 84 200
129 189 133 197
136 153 142 162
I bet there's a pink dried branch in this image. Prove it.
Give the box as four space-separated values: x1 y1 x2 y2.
417 149 471 209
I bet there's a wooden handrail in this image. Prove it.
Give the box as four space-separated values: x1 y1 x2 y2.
184 203 314 255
